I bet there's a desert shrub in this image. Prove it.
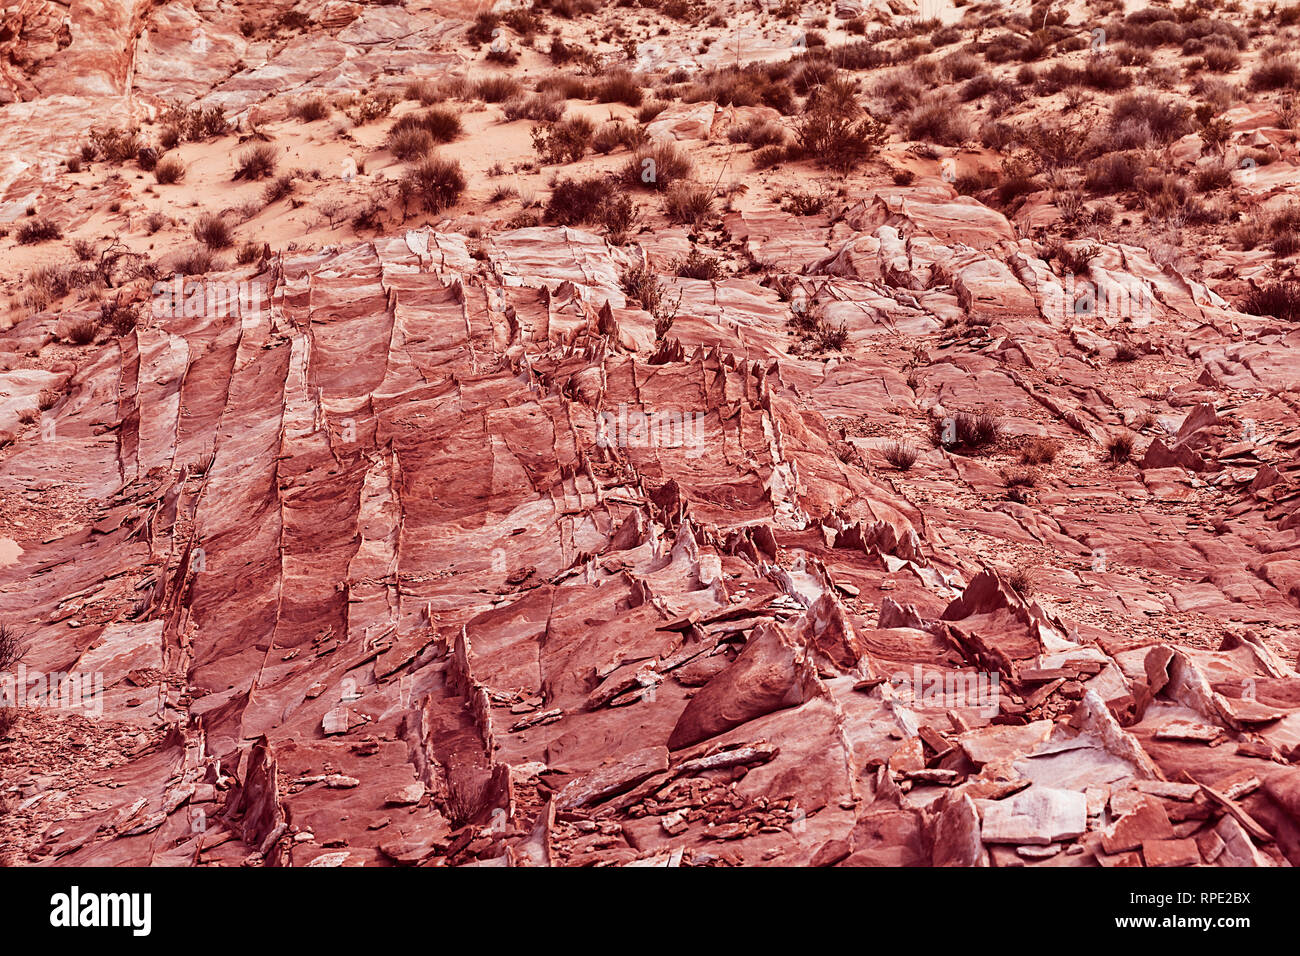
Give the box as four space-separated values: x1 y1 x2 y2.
1085 150 1144 192
793 92 888 174
902 101 972 146
531 116 595 164
390 107 462 143
1239 282 1300 322
1104 431 1134 463
234 144 277 180
683 64 795 113
942 51 983 81
753 145 788 169
15 218 61 244
538 74 591 100
934 411 1000 451
727 118 787 148
474 75 523 102
882 440 919 469
64 316 100 345
1200 46 1240 72
597 191 638 243
155 157 186 184
295 97 330 121
622 140 694 191
638 100 669 123
399 156 466 213
1108 92 1192 145
404 79 444 104
174 247 220 275
594 70 643 106
99 296 139 335
621 263 679 337
503 92 566 122
262 174 297 205
467 11 498 43
1193 162 1232 192
88 127 143 163
161 104 229 144
672 245 723 280
0 624 27 731
663 183 714 226
1019 437 1060 465
544 176 607 224
813 322 849 352
782 188 831 215
1249 56 1300 92
193 214 234 249
388 127 435 161
592 120 646 153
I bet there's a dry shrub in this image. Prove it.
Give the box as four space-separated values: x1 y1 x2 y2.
193 214 234 249
234 144 277 180
663 183 714 227
882 440 919 470
155 157 186 184
621 140 694 191
399 156 466 213
531 116 595 164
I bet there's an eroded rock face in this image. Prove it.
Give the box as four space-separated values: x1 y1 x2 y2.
3 0 1300 870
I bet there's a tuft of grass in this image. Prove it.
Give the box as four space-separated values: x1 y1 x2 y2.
398 156 466 213
503 92 566 123
1239 282 1300 323
64 316 100 345
621 140 694 191
671 246 723 281
262 173 296 205
192 214 234 249
1004 564 1035 598
389 107 462 144
175 247 220 275
474 74 523 103
593 70 644 106
234 144 278 180
294 97 330 121
882 440 919 470
1019 437 1060 465
1248 55 1300 92
934 411 1000 452
155 157 186 184
662 182 714 227
1104 431 1135 463
388 127 435 161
